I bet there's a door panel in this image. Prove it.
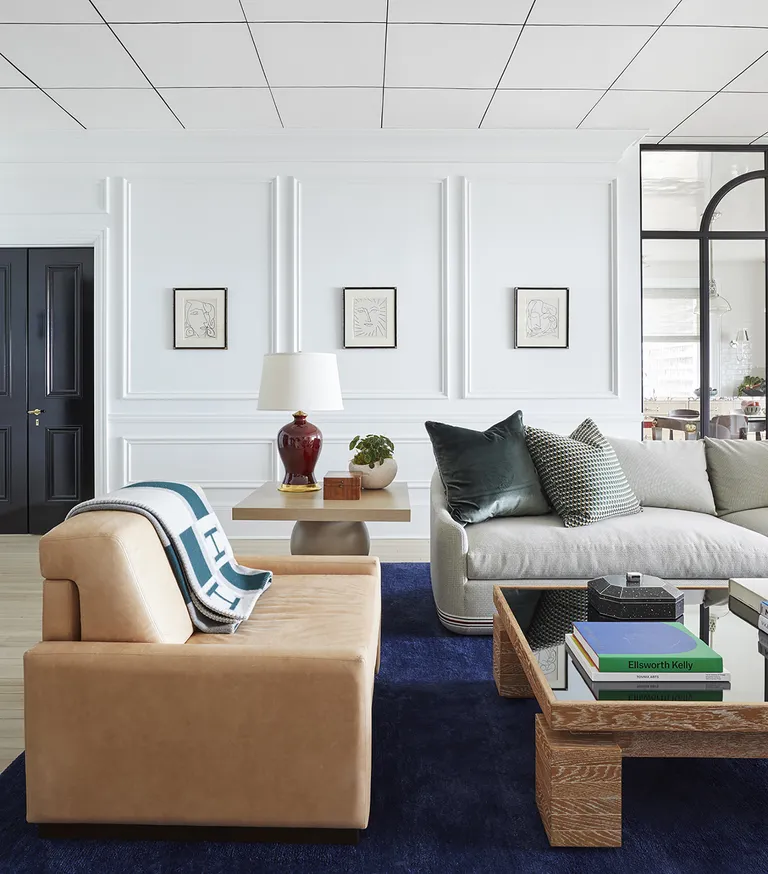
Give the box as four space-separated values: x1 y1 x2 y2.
28 249 94 534
0 250 28 534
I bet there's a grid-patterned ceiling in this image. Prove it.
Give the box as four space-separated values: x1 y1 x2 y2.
3 0 768 141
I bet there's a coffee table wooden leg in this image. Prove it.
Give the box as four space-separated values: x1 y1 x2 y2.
493 614 533 698
535 715 622 848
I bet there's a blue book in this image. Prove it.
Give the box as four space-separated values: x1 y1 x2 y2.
572 621 723 673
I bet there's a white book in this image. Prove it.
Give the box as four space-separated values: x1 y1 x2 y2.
761 601 768 619
730 578 768 614
565 635 731 684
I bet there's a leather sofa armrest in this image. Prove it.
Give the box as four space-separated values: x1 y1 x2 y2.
24 641 374 828
234 554 380 578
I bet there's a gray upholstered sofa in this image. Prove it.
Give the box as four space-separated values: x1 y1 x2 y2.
430 436 768 634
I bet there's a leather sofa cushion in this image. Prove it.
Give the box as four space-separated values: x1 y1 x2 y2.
466 506 768 580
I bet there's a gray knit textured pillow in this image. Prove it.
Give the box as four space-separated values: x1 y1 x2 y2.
525 418 641 528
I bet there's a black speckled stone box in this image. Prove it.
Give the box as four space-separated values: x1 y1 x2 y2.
587 573 684 621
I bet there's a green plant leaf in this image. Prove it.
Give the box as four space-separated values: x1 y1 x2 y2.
349 436 360 451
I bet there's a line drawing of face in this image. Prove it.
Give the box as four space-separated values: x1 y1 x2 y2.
525 298 558 338
353 297 387 338
184 299 217 339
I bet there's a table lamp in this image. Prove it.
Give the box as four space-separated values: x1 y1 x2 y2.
258 353 343 492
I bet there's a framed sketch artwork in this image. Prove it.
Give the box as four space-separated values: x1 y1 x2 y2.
514 287 569 349
343 287 397 349
173 287 228 350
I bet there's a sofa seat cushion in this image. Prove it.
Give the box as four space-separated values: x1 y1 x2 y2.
722 508 768 539
466 506 768 581
186 573 380 663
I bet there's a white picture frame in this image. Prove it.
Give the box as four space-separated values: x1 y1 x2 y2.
173 287 228 350
514 286 569 349
343 287 397 349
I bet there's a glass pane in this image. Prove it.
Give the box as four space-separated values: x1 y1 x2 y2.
712 177 765 231
709 240 766 439
642 239 701 439
642 150 764 231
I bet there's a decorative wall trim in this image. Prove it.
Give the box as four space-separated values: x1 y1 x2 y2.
120 436 277 489
270 176 280 354
462 177 621 400
120 177 277 400
291 176 302 353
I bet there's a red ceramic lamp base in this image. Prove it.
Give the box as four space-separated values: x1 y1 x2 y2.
277 411 323 493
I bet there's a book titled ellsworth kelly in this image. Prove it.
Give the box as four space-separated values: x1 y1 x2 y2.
566 621 730 683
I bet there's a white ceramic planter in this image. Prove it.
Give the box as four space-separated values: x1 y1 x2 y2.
348 457 398 490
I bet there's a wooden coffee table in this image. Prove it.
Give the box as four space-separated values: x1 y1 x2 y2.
232 481 410 555
493 583 768 848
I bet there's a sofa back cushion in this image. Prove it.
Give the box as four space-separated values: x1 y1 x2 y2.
704 438 768 515
525 418 641 528
608 437 716 515
39 510 194 644
425 411 549 525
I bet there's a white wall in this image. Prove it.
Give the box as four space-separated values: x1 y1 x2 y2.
0 130 642 542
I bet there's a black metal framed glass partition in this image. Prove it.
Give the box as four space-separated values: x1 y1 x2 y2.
641 146 768 440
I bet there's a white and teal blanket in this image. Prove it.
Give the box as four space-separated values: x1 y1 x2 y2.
67 481 272 634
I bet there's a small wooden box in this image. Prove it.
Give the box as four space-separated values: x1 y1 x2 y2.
323 471 362 500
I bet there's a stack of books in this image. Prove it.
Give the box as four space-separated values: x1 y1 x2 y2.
565 621 730 701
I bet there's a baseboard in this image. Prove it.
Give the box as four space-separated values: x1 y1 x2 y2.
37 823 359 845
231 538 430 562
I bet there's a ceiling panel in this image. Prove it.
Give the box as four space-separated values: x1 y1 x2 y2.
384 88 491 128
243 1 386 22
671 92 768 137
724 53 768 93
386 24 520 88
159 87 280 128
0 88 81 129
95 1 245 23
0 23 147 87
529 0 678 25
113 23 267 87
0 1 101 23
250 23 384 87
616 26 768 91
0 54 33 86
274 87 381 127
482 89 603 128
388 1 530 24
51 87 181 129
666 0 768 27
499 26 654 89
581 90 712 136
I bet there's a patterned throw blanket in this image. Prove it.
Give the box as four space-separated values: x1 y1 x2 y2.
67 481 272 634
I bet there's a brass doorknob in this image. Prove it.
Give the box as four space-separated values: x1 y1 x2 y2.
27 409 43 416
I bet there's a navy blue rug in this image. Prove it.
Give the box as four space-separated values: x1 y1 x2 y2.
2 562 768 873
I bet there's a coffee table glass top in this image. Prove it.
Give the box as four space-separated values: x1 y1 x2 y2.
500 587 767 704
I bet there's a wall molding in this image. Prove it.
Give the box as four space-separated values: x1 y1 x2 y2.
295 177 450 400
461 176 622 401
120 177 277 401
120 436 277 489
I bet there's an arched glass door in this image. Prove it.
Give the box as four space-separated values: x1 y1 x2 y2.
641 147 768 440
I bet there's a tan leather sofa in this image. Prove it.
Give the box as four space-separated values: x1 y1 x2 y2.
24 511 381 834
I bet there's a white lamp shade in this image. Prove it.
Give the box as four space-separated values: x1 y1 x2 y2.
257 353 343 412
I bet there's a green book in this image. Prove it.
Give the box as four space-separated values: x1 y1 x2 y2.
572 621 723 673
594 689 724 702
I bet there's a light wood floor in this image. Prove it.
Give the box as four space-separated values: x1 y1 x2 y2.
0 535 42 772
0 535 428 773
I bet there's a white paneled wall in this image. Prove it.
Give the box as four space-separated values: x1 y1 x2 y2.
0 130 643 543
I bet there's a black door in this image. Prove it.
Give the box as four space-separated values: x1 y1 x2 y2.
0 248 94 534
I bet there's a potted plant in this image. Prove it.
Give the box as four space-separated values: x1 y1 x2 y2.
738 375 766 397
348 434 397 490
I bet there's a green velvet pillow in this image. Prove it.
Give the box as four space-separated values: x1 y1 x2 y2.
425 411 549 524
